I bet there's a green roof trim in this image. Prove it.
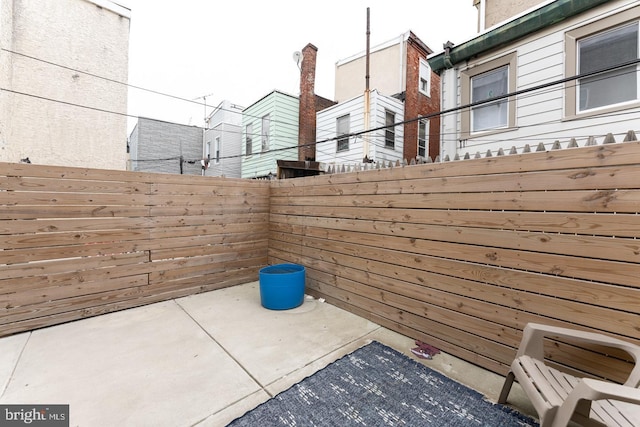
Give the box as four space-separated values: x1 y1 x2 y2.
429 0 611 73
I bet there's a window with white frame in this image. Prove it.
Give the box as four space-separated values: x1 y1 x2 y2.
577 22 638 112
419 58 431 96
565 5 640 117
418 119 429 158
245 123 252 156
261 114 270 152
215 136 221 164
336 114 350 152
385 110 395 149
460 52 516 138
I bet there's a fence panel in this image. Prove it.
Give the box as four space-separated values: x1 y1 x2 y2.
0 163 270 336
269 141 640 381
2 141 640 382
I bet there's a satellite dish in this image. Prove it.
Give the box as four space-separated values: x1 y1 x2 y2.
293 51 302 69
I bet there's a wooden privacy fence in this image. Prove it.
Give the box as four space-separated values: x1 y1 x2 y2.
2 141 640 382
269 140 640 380
0 163 270 336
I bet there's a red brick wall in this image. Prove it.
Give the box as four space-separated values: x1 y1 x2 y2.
403 36 441 161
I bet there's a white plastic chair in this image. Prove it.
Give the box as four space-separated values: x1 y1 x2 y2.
498 323 640 426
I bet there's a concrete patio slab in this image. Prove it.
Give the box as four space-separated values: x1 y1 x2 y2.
176 282 380 390
0 300 261 426
0 281 537 426
0 332 29 395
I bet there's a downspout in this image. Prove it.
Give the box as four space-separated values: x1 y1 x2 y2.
443 41 455 70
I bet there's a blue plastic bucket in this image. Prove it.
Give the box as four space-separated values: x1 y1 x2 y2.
259 264 306 310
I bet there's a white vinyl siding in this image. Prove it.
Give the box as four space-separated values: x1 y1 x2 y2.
316 89 404 165
440 1 640 160
204 121 242 178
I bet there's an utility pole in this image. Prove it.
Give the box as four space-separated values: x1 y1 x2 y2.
363 7 371 163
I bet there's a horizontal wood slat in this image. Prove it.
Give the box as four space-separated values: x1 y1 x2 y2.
271 214 640 263
270 206 640 238
272 165 640 196
269 140 640 381
271 189 640 213
2 140 640 384
0 162 270 336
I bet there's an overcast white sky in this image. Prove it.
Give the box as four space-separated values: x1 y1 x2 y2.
122 1 479 132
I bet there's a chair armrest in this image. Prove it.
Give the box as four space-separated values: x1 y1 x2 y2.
552 378 640 427
518 323 640 372
578 378 640 403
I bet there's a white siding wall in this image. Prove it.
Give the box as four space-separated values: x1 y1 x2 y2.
441 0 640 157
208 100 243 128
204 122 242 178
0 0 130 169
316 90 404 165
204 100 243 178
370 93 405 163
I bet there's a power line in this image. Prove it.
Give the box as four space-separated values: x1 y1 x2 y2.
0 48 303 128
1 47 369 137
0 87 137 118
4 48 639 163
1 48 208 109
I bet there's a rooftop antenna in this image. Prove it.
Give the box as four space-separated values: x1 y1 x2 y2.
193 93 214 126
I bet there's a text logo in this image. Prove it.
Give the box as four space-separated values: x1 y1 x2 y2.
0 405 68 426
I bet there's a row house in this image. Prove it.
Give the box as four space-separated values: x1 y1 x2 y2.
132 31 442 178
429 0 640 159
311 30 440 169
315 89 405 166
240 90 300 179
204 100 243 178
243 44 335 180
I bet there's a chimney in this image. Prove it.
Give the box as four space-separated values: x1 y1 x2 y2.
298 43 318 161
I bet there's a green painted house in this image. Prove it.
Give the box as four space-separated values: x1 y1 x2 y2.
241 90 299 179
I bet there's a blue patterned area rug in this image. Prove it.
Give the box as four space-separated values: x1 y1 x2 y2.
227 341 538 426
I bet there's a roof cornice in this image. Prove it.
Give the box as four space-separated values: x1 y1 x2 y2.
429 0 610 73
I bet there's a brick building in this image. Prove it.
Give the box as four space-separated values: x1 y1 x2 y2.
310 30 441 165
